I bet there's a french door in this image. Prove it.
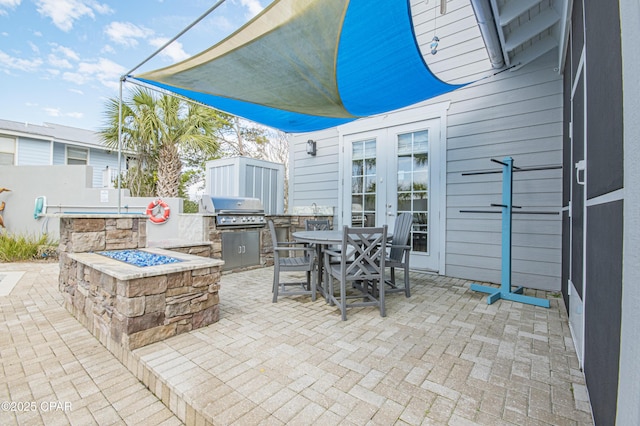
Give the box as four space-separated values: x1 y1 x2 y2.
342 119 442 272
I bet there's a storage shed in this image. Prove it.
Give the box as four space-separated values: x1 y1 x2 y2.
204 156 285 215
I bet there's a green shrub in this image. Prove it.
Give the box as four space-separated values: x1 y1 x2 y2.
183 200 199 213
0 232 57 262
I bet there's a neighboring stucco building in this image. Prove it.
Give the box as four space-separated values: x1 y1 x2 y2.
0 119 118 188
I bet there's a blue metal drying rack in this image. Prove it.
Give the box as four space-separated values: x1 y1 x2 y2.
460 157 560 308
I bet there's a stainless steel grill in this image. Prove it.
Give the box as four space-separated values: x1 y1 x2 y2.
199 196 266 227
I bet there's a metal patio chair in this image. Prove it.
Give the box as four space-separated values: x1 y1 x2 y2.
385 212 413 297
304 219 330 231
323 225 387 320
268 220 317 302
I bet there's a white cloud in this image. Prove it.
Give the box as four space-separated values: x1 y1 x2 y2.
51 44 80 60
62 57 126 90
0 0 21 16
46 44 79 70
35 0 113 32
0 0 21 8
28 41 40 53
43 107 83 119
44 107 62 117
0 50 43 72
101 44 115 54
240 0 264 18
69 88 84 95
149 37 190 63
105 21 153 47
48 54 72 69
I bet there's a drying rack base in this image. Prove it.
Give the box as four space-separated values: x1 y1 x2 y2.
470 283 550 308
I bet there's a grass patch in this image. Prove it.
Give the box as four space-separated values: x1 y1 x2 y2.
0 232 57 262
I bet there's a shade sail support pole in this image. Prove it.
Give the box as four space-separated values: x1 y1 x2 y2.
123 0 227 77
117 78 123 214
116 0 227 213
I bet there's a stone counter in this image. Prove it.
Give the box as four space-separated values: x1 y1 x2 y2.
61 248 224 350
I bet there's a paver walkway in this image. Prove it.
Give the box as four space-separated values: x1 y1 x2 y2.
0 261 181 426
1 261 594 425
136 268 593 425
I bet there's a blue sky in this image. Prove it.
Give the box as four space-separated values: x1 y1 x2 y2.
0 0 267 131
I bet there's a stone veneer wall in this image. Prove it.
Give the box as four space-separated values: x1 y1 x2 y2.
58 215 223 350
58 216 147 295
61 257 221 350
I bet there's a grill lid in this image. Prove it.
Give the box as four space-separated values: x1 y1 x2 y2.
199 196 264 214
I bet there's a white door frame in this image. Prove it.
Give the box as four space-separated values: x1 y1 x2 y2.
337 102 450 274
568 47 586 367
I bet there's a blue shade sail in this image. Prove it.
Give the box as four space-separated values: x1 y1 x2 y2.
133 0 465 133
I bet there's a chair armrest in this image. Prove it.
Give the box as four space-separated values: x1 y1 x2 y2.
323 248 343 257
277 241 307 247
274 246 315 254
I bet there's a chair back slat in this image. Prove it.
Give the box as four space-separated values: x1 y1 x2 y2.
389 213 412 261
305 219 330 231
342 226 387 280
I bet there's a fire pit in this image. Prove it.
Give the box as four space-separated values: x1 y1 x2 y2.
98 249 182 267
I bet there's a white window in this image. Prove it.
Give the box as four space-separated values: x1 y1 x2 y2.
0 135 15 165
67 146 88 165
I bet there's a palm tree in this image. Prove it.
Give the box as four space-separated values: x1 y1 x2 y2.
100 87 224 197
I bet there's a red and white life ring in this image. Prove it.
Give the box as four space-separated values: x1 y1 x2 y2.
146 199 170 224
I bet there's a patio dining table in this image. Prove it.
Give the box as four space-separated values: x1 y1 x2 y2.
292 229 392 301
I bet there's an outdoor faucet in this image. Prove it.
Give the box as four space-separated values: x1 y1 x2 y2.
311 202 318 215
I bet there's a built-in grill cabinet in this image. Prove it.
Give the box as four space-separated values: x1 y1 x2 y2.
199 196 266 270
221 230 260 270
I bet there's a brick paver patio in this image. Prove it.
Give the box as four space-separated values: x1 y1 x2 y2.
0 261 593 425
0 262 180 426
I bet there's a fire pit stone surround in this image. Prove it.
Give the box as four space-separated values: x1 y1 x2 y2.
58 214 224 351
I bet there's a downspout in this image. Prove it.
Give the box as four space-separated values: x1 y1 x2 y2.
470 0 505 69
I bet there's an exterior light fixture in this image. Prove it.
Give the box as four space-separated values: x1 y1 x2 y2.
306 139 317 156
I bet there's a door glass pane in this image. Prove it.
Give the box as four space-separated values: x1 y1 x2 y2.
352 177 363 193
397 130 429 253
351 139 376 227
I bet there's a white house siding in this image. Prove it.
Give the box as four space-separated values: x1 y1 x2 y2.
52 142 65 164
289 2 563 291
16 137 51 165
89 148 119 187
289 127 340 210
412 0 492 84
445 54 563 291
